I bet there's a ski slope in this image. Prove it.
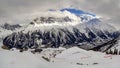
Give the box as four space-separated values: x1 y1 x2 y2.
0 45 120 68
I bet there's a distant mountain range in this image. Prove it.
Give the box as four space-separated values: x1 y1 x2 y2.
0 23 21 30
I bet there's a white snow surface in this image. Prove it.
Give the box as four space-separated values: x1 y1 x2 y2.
0 44 120 68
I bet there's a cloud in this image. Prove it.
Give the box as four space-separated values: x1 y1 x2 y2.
71 0 120 29
0 0 120 29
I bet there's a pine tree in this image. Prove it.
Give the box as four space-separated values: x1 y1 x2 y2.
113 48 118 55
106 50 109 54
119 50 120 55
109 49 113 54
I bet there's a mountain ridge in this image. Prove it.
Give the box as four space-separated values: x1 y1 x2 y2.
1 8 120 53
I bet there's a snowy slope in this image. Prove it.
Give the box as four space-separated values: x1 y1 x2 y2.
0 50 47 68
0 47 120 68
0 27 15 42
0 23 24 42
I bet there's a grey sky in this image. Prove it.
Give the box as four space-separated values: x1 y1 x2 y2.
0 0 120 29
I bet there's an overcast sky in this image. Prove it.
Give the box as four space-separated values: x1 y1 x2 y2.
0 0 120 29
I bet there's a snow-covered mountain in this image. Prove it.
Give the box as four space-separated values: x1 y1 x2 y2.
2 8 120 53
0 23 21 31
0 23 23 42
61 8 97 22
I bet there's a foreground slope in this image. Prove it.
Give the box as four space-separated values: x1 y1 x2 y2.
0 46 120 68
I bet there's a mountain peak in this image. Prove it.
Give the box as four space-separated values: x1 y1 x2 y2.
60 8 95 16
60 8 98 22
